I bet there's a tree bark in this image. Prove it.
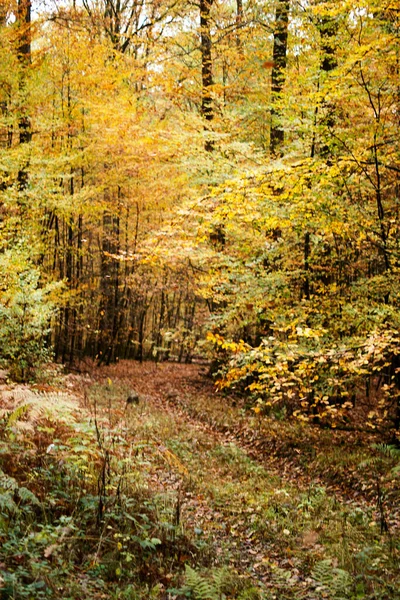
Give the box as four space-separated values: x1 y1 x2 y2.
270 0 290 156
17 0 32 190
200 0 214 151
17 0 31 64
236 0 243 49
318 4 338 157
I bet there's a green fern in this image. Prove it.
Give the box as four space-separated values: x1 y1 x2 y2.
0 469 18 491
212 568 231 595
0 469 40 512
18 487 40 506
312 559 352 599
359 443 400 473
5 403 31 428
0 469 18 514
373 443 400 461
0 491 17 513
185 565 225 600
367 443 400 475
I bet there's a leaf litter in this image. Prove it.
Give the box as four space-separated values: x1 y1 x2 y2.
67 359 400 599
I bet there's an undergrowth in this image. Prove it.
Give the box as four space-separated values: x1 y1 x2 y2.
0 367 398 599
0 386 198 598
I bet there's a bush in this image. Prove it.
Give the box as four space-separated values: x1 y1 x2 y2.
0 250 61 381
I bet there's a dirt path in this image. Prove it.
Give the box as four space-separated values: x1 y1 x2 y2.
72 361 399 599
86 361 386 503
1 362 397 599
85 364 287 580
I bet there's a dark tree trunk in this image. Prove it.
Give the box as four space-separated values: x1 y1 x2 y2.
17 0 31 63
303 231 311 300
318 5 338 157
320 13 338 74
200 0 214 151
305 4 339 308
98 202 121 365
17 0 31 190
236 0 243 48
270 0 289 155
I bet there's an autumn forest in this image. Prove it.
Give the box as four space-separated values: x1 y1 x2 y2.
0 0 399 598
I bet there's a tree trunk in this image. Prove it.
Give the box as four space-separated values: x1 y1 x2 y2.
200 0 214 151
303 231 311 300
236 0 243 49
17 0 31 190
17 0 31 64
318 4 338 157
98 207 121 365
270 0 289 156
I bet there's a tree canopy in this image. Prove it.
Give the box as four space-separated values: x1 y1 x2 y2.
0 0 399 435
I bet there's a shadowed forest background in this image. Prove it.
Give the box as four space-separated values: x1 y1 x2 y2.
0 1 399 599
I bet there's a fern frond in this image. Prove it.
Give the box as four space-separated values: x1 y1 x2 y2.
358 456 377 468
373 443 400 461
18 487 40 506
185 565 220 600
0 470 17 491
212 567 229 591
6 403 30 427
158 446 189 477
312 559 352 599
0 492 17 513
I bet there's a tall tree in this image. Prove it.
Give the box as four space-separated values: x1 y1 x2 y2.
317 0 338 158
17 0 31 189
200 0 214 151
270 0 289 155
236 0 243 48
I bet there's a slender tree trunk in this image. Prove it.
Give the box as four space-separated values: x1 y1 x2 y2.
98 190 121 365
318 5 338 157
62 217 74 363
236 0 243 49
17 1 31 65
200 0 214 151
303 3 339 307
17 0 31 190
270 0 290 155
75 213 84 359
303 231 311 300
138 307 146 363
320 12 338 74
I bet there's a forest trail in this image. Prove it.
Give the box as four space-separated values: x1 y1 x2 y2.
80 361 319 597
68 361 399 599
0 361 398 599
85 361 388 504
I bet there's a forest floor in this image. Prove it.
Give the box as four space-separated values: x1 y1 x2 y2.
0 361 399 599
